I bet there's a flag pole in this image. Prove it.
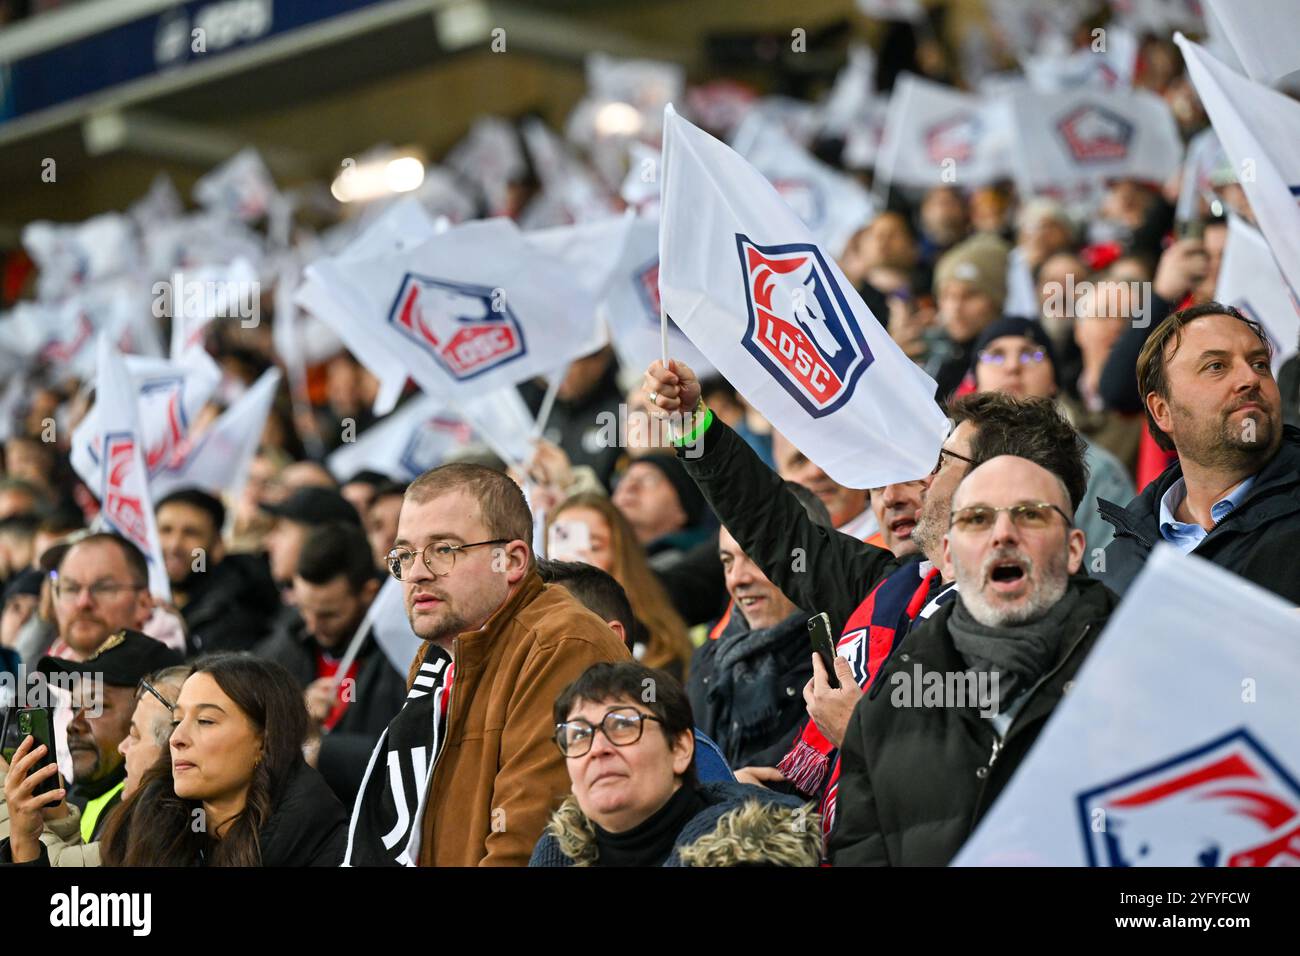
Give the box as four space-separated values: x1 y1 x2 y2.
530 364 566 441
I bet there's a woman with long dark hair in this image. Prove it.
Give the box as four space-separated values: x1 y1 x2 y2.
100 654 347 866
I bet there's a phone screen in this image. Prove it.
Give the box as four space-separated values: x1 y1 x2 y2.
548 519 593 562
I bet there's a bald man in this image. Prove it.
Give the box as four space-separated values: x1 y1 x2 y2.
829 456 1119 866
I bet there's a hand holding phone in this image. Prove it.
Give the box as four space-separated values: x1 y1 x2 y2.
16 707 61 797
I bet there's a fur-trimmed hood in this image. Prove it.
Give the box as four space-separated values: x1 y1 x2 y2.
529 781 822 867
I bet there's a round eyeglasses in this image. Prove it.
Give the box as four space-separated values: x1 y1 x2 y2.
385 539 508 580
554 706 664 758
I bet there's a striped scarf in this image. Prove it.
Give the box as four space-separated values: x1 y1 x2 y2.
343 646 454 866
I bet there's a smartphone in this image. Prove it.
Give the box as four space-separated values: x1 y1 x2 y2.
547 519 592 563
807 612 841 690
16 707 61 796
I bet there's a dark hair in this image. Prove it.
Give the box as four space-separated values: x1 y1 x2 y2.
61 532 149 588
950 393 1089 511
552 661 697 786
296 521 376 590
156 488 226 537
537 559 636 637
1136 301 1272 452
0 514 41 540
37 506 85 537
344 469 390 488
371 480 408 503
406 462 532 560
100 653 309 867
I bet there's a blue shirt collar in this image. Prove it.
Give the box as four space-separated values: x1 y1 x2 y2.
1158 474 1257 543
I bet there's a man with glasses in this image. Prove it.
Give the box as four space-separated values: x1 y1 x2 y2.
1 654 188 864
48 534 154 661
643 360 1090 818
0 629 183 863
829 455 1119 866
345 462 628 867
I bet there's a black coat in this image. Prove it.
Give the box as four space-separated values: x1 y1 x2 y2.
677 416 907 640
181 552 281 656
828 577 1119 867
254 617 408 806
1097 425 1300 604
687 610 812 770
520 360 625 489
258 759 348 866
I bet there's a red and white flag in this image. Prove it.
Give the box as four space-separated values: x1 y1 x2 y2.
80 337 171 601
658 105 947 488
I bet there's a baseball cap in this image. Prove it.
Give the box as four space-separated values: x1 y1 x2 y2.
260 487 361 526
39 629 184 689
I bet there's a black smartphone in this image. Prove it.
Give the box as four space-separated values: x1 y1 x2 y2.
807 612 841 690
16 706 61 796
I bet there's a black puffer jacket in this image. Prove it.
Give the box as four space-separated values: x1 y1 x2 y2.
828 577 1119 867
1097 426 1300 603
687 610 812 770
258 759 349 866
182 553 281 656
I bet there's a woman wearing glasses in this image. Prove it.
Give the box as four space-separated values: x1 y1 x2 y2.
530 662 821 867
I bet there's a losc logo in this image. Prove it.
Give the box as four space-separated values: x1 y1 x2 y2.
101 433 151 552
1056 104 1134 163
399 415 472 477
770 178 825 232
925 114 980 165
388 274 525 381
634 258 662 323
735 236 873 417
1078 728 1300 867
139 378 192 475
41 313 93 365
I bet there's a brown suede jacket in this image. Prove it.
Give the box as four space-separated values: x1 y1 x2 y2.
405 570 630 866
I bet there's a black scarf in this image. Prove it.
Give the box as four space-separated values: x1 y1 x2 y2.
947 583 1081 709
343 645 453 866
592 780 707 867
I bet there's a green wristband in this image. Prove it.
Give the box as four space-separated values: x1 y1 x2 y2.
673 406 714 447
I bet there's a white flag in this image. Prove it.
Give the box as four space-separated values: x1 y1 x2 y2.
150 367 281 503
445 117 528 217
1174 126 1227 224
1023 26 1139 92
1216 215 1300 371
601 216 714 378
365 578 425 680
22 213 138 302
875 74 1011 191
298 217 601 404
954 545 1300 866
1204 0 1300 88
71 349 223 498
658 105 947 488
1178 34 1300 301
1007 88 1182 198
732 115 878 258
193 147 279 222
84 338 171 601
166 257 261 359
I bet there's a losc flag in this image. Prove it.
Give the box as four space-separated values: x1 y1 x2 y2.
299 217 600 403
1178 34 1300 302
71 349 223 498
874 74 1011 191
1007 88 1182 198
150 367 281 503
954 545 1300 867
658 104 947 488
82 338 172 602
732 114 878 258
602 216 713 378
1216 215 1300 372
